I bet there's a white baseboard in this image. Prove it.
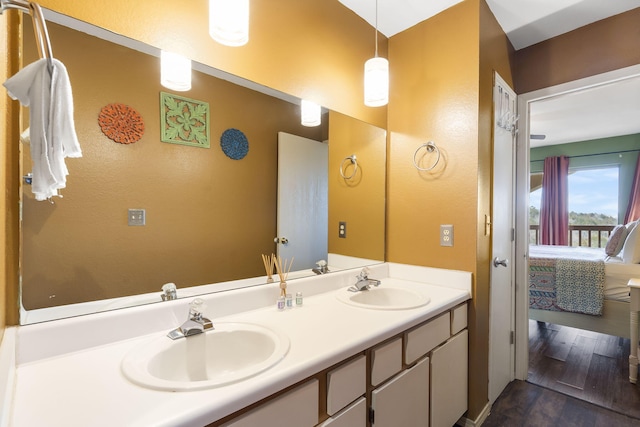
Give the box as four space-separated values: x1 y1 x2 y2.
457 402 491 427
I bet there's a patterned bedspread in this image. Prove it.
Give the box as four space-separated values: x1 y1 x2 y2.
529 245 606 315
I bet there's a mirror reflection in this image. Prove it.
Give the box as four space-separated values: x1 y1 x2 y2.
19 14 386 324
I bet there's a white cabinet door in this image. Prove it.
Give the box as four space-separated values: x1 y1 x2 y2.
370 357 429 427
430 330 468 427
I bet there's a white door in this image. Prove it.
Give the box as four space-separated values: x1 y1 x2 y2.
276 132 328 271
489 73 516 403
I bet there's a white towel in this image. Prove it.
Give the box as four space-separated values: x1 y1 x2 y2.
3 58 82 201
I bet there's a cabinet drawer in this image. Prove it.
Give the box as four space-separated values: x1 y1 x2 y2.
404 311 450 365
451 303 468 335
222 379 319 427
318 397 366 427
326 354 366 416
371 337 402 387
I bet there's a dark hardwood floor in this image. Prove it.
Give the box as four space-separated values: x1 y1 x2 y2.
483 320 640 426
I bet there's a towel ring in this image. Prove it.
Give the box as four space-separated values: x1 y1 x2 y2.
413 141 440 171
340 154 358 180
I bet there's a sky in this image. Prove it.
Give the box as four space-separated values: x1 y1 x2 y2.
530 167 619 219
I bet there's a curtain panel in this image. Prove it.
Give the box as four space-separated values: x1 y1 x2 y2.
540 156 569 246
624 154 640 223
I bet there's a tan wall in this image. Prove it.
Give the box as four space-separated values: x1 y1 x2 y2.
35 0 387 130
20 21 324 309
1 13 22 333
514 7 640 93
328 111 386 260
387 0 514 418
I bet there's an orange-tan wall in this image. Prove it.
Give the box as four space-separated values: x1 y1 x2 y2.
1 13 22 334
514 7 640 93
328 111 386 260
387 0 514 418
20 21 324 309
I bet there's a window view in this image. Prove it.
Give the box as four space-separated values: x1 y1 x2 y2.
529 166 619 246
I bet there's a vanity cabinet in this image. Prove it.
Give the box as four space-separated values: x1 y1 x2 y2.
217 302 468 427
369 302 468 427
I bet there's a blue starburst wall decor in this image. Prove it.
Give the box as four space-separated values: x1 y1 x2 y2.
160 92 210 148
220 128 249 160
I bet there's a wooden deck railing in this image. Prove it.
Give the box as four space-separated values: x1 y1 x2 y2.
529 225 616 248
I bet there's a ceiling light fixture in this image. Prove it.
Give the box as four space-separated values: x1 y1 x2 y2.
209 0 249 47
364 0 388 107
301 100 321 127
160 51 191 92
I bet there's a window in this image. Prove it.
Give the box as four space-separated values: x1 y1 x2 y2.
529 166 619 245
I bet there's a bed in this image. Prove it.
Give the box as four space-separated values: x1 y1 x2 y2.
528 222 640 338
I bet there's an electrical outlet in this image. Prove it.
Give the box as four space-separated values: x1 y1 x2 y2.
339 221 347 238
440 224 453 246
128 209 146 226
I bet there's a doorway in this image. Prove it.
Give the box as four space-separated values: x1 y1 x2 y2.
514 64 640 379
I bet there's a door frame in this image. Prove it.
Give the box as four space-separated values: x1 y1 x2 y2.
513 63 640 379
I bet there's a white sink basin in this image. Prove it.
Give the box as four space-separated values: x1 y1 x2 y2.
121 322 289 391
336 280 431 310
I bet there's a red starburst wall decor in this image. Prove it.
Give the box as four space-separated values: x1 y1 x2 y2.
98 103 145 144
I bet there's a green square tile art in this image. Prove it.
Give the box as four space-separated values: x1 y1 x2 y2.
160 92 210 148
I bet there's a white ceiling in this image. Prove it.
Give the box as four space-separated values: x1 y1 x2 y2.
339 0 640 148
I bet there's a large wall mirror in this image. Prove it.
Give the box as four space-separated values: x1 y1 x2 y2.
19 11 386 324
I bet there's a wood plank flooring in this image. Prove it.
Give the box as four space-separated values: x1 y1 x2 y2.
483 380 640 426
485 320 640 426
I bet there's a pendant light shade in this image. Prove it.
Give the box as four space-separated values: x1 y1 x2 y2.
160 51 191 92
209 0 249 47
364 57 389 107
364 0 388 107
301 100 321 127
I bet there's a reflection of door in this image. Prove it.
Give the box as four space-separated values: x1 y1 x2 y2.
276 132 328 270
489 73 516 403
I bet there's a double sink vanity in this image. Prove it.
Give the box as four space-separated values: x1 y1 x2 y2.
1 262 471 426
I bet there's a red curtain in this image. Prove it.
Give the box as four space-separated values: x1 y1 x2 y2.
540 156 569 246
624 154 640 223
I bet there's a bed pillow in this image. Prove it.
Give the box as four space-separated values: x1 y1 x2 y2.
622 224 640 263
605 225 629 256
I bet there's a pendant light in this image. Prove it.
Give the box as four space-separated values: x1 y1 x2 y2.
364 0 388 107
209 0 249 47
160 51 191 92
301 100 321 127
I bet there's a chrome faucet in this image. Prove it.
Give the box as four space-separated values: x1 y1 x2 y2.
349 267 381 292
161 282 177 301
312 259 329 275
167 298 213 340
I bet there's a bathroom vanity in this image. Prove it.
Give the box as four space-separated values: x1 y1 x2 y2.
1 263 471 427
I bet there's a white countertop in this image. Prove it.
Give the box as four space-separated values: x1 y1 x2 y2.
5 263 471 427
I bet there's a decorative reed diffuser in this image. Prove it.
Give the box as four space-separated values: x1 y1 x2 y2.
274 255 294 297
261 253 276 283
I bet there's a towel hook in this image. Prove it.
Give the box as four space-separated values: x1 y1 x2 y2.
413 141 440 171
340 154 358 180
